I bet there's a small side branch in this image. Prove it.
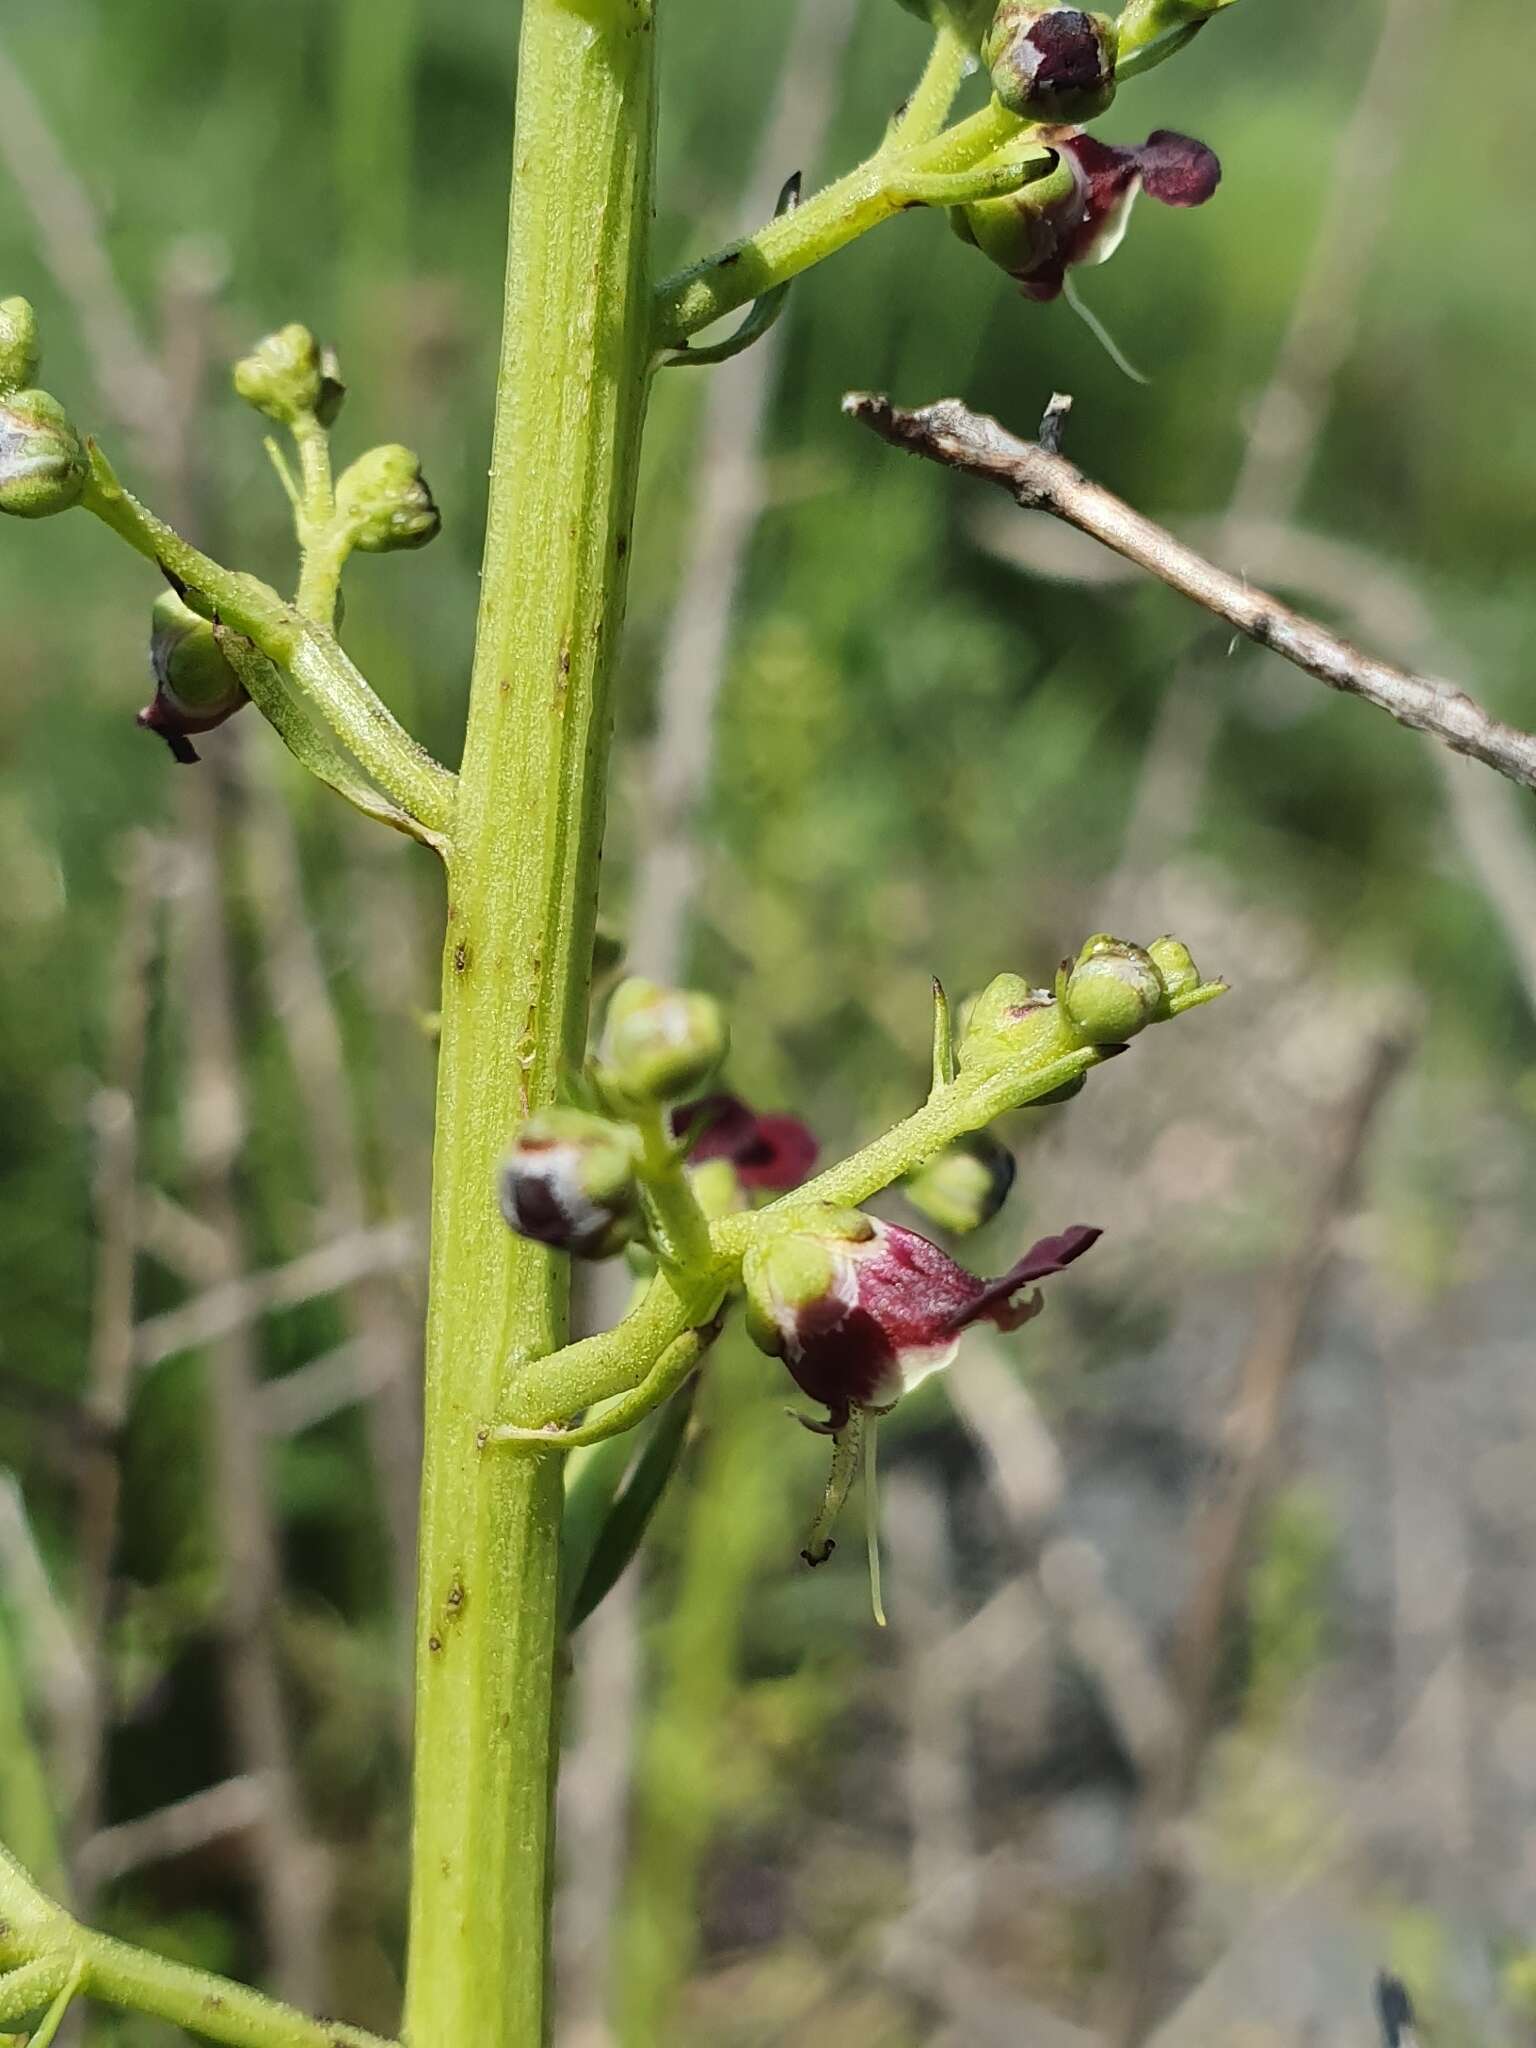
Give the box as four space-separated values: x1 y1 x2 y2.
843 392 1536 796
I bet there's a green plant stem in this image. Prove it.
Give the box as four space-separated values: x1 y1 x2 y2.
401 3 658 2045
653 98 1024 349
888 23 974 150
0 1848 395 2048
80 447 455 836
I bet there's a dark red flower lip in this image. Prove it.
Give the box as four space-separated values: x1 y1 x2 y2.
672 1093 819 1191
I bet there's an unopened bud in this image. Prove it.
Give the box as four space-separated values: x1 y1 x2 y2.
499 1108 641 1260
0 389 87 519
905 1131 1017 1235
0 298 41 395
233 323 324 425
984 5 1118 123
602 978 729 1106
958 972 1075 1081
137 591 247 762
335 444 441 553
1062 934 1162 1043
1147 933 1200 1003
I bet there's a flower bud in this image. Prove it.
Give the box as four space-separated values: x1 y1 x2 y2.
984 5 1118 123
0 389 87 519
953 128 1220 301
233 323 324 424
0 297 41 395
745 1203 1100 1428
498 1108 641 1260
1147 933 1200 1003
137 591 248 762
601 978 729 1107
335 443 441 553
957 973 1075 1081
904 1131 1017 1235
1062 934 1163 1044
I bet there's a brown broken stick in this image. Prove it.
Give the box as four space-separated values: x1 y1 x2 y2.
843 390 1536 796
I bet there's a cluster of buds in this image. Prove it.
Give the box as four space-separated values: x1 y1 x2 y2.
0 298 87 522
137 590 248 763
498 977 817 1265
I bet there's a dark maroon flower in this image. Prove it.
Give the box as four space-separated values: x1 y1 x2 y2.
744 1204 1100 1429
137 591 247 764
1023 129 1221 301
672 1093 819 1192
953 128 1221 303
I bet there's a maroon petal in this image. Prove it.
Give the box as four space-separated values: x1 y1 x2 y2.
1136 131 1222 208
951 1223 1102 1333
673 1093 819 1190
736 1113 819 1190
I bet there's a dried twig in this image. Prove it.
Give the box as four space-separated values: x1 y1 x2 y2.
132 1222 417 1372
173 806 331 2010
75 1776 268 1893
69 836 160 1854
843 392 1536 795
1103 1025 1412 2046
241 765 422 1674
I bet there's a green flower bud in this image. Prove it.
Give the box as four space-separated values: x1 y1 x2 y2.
335 444 441 553
138 591 248 762
891 0 999 50
1062 934 1163 1043
0 389 87 519
233 322 324 424
904 1131 1017 1235
0 298 41 395
1147 933 1201 1004
984 5 1118 123
958 972 1075 1081
499 1107 641 1260
602 978 729 1106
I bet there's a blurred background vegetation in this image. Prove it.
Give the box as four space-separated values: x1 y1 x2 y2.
1 0 1534 2042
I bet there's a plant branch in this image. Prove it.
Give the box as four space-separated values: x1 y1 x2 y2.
0 1845 394 2048
80 448 458 838
653 101 1028 350
844 392 1536 795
